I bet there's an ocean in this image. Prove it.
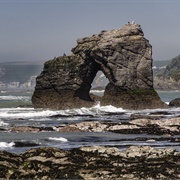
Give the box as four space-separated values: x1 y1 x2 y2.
0 90 180 154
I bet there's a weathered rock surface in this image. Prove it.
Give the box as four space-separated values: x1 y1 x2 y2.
56 116 180 135
130 117 180 135
32 23 166 110
0 146 180 179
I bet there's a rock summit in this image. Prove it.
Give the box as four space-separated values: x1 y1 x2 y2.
32 23 167 110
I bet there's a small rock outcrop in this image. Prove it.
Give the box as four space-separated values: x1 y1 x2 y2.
169 98 180 107
32 23 166 110
0 146 180 179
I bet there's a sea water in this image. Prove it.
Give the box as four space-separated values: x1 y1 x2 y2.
0 90 180 154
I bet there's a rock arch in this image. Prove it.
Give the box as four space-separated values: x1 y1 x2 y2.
32 24 167 110
74 58 101 101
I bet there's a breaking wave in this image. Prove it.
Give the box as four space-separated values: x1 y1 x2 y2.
0 102 177 121
0 142 15 149
0 102 127 120
0 120 9 126
48 137 68 142
63 102 126 115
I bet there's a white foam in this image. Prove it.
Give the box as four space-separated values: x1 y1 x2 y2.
0 142 15 148
0 95 30 101
0 120 9 126
48 137 68 142
90 90 104 93
64 102 126 116
90 102 126 113
1 102 179 121
90 90 104 97
0 108 61 119
0 103 127 120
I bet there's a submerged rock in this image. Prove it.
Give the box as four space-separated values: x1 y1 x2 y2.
10 126 54 132
10 126 40 133
32 23 166 110
0 146 180 179
14 141 39 147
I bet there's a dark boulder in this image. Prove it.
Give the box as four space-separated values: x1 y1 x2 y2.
169 98 180 107
32 23 167 110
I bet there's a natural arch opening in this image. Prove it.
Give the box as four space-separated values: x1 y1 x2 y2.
74 59 109 101
74 60 101 101
90 71 109 97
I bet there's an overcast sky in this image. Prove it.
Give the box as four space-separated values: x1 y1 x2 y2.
0 0 180 63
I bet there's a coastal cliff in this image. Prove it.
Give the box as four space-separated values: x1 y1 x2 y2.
32 24 167 110
154 55 180 90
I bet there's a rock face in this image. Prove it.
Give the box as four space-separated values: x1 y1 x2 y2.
32 23 166 110
0 146 180 179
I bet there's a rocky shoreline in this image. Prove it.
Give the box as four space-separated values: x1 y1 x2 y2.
2 25 180 177
0 145 180 179
5 114 180 136
0 111 180 179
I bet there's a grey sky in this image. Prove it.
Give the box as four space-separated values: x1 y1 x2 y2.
0 0 180 63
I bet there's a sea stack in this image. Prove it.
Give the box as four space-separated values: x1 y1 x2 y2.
32 23 167 110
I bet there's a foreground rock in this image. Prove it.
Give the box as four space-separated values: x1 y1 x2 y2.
32 23 166 110
0 146 179 179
